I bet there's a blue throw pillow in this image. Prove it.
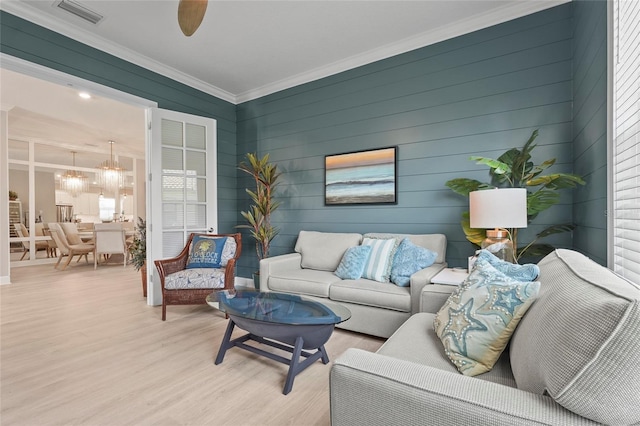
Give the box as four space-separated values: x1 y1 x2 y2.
335 245 372 280
186 236 227 269
361 238 399 282
476 249 539 281
390 238 438 287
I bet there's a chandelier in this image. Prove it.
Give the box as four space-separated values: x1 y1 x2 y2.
96 140 126 193
60 151 88 197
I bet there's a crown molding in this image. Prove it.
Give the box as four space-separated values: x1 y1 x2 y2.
2 0 569 105
0 1 237 104
235 0 570 103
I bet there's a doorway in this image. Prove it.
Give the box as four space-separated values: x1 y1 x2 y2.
2 55 221 308
1 56 153 276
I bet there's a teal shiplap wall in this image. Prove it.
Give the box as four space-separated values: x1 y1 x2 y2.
237 4 576 274
0 11 238 235
2 3 609 276
571 0 608 265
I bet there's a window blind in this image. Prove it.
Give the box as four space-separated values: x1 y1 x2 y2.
612 0 640 284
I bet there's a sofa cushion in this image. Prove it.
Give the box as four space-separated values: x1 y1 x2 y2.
434 259 539 376
390 238 438 287
164 268 226 289
295 231 362 271
364 233 447 264
186 236 226 268
378 313 517 388
330 279 411 312
476 249 539 281
510 249 640 425
268 269 341 298
335 245 372 280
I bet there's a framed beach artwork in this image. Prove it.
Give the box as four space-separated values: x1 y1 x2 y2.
325 146 398 205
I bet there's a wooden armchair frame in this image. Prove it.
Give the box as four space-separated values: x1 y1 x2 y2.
154 233 242 321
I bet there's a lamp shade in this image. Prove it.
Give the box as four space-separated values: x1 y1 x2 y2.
469 188 528 229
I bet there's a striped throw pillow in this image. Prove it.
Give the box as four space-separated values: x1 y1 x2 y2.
361 238 398 282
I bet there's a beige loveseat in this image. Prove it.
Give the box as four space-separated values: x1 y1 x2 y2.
260 231 447 338
330 249 640 425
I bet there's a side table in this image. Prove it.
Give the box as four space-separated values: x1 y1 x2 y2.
430 267 469 286
420 268 469 313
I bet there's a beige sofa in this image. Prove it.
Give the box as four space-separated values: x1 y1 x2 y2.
330 249 640 425
260 231 447 338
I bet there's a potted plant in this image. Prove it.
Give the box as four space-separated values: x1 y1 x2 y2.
446 129 585 263
129 217 147 297
237 153 282 289
9 190 18 201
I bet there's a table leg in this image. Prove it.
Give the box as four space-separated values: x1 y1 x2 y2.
283 336 304 395
215 319 236 365
319 345 329 364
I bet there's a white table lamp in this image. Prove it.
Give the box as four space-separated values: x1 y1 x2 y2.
469 188 527 262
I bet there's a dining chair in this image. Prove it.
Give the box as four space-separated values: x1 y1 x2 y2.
42 226 58 258
14 223 48 260
48 222 95 270
93 223 127 269
60 222 94 244
121 221 136 252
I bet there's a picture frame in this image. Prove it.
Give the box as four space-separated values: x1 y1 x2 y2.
325 146 398 205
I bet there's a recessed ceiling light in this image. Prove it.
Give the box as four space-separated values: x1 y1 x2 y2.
79 92 91 99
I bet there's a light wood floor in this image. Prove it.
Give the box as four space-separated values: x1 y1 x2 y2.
1 263 384 425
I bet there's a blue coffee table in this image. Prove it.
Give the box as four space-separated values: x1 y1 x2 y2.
207 290 351 395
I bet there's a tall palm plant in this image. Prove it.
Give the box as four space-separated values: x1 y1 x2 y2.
446 130 585 262
238 153 281 262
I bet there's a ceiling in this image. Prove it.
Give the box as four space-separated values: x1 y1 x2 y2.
2 68 146 160
0 0 568 160
1 0 568 103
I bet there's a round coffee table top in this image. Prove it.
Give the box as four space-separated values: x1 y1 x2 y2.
207 290 351 325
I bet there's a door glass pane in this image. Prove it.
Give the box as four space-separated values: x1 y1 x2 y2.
162 147 183 172
186 204 206 229
186 150 206 175
162 175 184 201
162 203 184 228
186 177 206 202
163 231 185 258
185 123 205 149
161 119 183 147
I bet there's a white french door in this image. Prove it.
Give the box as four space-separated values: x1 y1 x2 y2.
147 108 217 305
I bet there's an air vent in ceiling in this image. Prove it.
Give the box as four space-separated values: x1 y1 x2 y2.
55 0 103 25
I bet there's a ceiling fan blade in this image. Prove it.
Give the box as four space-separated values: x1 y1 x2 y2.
178 0 208 37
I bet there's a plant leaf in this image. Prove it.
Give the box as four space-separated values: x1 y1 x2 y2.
527 190 559 215
510 129 539 185
470 156 512 175
445 178 489 196
536 223 575 239
461 211 485 246
524 159 556 180
527 173 586 189
518 243 555 259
